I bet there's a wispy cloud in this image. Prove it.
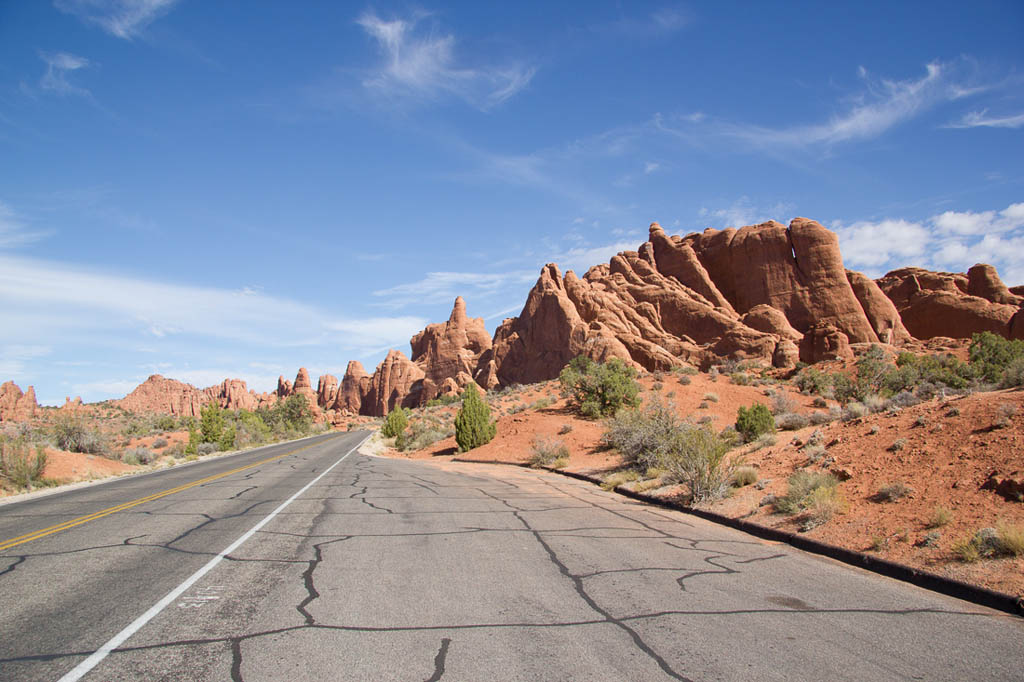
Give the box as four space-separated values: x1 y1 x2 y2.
698 198 794 229
587 6 690 38
0 201 51 247
945 109 1024 129
372 270 537 308
834 201 1024 285
0 254 427 354
55 0 179 40
721 61 970 150
39 52 91 97
356 10 535 109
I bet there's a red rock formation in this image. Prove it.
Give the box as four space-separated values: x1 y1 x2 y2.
0 381 38 422
411 296 491 401
205 378 261 412
290 368 322 419
316 374 338 408
117 375 206 417
799 323 854 364
845 270 911 345
967 264 1023 306
877 267 1018 339
276 375 293 398
335 361 370 414
362 350 425 415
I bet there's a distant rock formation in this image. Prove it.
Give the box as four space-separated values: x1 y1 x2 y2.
0 381 38 422
876 266 1020 339
8 217 1021 422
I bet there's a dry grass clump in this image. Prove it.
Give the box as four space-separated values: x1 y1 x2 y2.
601 470 640 490
732 466 759 487
529 436 569 468
953 523 1024 562
926 505 953 529
874 482 912 503
776 470 844 532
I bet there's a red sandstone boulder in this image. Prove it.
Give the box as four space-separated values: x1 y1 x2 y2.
335 361 370 415
316 374 338 408
967 264 1022 306
117 375 206 417
845 270 911 344
799 323 853 364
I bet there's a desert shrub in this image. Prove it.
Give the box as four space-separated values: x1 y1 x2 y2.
454 384 496 452
559 356 641 419
0 436 48 490
658 424 733 503
875 482 912 502
809 410 833 426
800 486 846 531
863 394 886 413
886 391 921 410
868 424 880 435
730 372 753 386
913 415 927 428
678 375 692 386
263 394 314 436
425 393 461 407
601 399 681 469
776 470 839 515
401 421 450 452
154 414 178 431
197 442 218 456
775 413 809 431
954 524 1024 561
703 392 720 403
697 415 715 425
927 505 953 529
152 437 169 449
841 402 868 422
794 367 830 395
529 436 569 468
811 396 828 408
165 442 185 458
732 466 759 487
1001 357 1024 388
199 403 226 444
122 447 156 465
381 406 409 438
531 396 556 410
770 391 797 415
888 438 906 452
234 410 272 448
184 425 200 456
749 433 777 451
52 414 106 455
557 424 573 435
674 365 699 376
802 444 826 464
735 403 775 443
969 332 1024 383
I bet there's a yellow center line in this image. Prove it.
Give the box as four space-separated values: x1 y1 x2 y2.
0 437 333 552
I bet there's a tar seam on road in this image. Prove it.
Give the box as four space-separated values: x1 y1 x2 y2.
0 438 336 552
56 432 371 682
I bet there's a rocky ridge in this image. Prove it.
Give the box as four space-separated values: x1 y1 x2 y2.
3 218 1021 422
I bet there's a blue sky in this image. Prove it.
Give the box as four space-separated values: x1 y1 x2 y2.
1 1 1022 405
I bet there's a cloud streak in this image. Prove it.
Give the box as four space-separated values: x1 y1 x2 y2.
55 0 179 40
39 52 91 96
945 109 1024 129
356 11 535 109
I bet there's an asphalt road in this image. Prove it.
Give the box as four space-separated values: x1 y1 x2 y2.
0 431 1021 681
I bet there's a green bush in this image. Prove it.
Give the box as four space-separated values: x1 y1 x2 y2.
200 403 225 444
218 424 236 451
735 403 775 443
52 414 106 455
381 406 409 438
154 414 179 431
454 384 496 452
0 436 48 491
529 436 569 468
776 471 839 515
559 356 640 419
969 332 1024 383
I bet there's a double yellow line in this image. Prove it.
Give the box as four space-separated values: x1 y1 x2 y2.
0 438 328 552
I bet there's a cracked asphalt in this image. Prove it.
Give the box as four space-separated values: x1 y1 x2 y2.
1 430 1022 681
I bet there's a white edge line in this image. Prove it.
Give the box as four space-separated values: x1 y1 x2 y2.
58 432 371 682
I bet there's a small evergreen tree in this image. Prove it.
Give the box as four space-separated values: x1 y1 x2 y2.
559 356 641 418
218 424 236 451
735 403 775 443
200 403 225 444
455 384 496 452
185 424 200 456
381 406 409 438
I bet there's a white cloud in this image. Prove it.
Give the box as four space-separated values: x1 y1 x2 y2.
643 161 660 174
356 11 535 109
834 219 930 268
834 201 1024 285
0 345 51 381
945 109 1024 129
55 0 179 40
932 203 1024 235
0 201 50 247
588 6 690 38
39 52 91 96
